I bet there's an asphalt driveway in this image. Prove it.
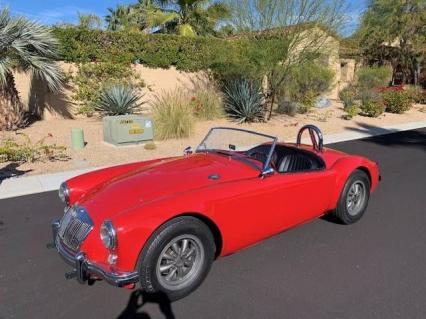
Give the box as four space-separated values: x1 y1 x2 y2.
1 127 425 319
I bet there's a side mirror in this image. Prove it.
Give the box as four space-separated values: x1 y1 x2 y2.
184 146 193 156
261 167 275 178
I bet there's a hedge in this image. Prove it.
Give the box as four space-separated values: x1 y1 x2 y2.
53 27 236 72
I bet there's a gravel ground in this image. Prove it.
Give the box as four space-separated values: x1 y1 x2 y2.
1 102 425 176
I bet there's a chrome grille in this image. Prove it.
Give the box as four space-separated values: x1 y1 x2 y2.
59 206 93 251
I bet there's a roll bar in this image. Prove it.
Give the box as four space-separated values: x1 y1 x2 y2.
296 125 324 152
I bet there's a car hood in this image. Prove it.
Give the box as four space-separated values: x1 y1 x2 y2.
79 153 257 222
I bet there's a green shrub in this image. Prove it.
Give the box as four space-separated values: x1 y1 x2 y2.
277 100 298 116
71 62 144 116
360 99 385 117
381 90 413 113
152 90 194 140
190 87 223 120
96 84 144 116
0 133 67 163
223 79 264 123
356 66 392 89
339 85 357 108
342 105 359 120
286 62 334 111
53 27 234 71
405 85 426 104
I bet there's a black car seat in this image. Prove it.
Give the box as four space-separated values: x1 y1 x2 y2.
277 152 318 172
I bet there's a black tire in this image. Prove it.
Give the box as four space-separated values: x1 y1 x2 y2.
332 169 371 225
138 216 215 301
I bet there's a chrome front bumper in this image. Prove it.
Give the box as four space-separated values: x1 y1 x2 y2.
50 219 139 287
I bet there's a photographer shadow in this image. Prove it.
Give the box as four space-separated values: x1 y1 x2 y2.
117 290 176 319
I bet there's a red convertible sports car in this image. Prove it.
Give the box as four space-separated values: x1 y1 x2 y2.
50 125 380 300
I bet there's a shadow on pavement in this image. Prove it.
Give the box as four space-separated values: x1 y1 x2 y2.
117 290 175 319
346 123 426 151
0 162 32 184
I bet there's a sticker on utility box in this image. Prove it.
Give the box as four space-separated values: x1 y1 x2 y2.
145 120 152 128
129 123 144 135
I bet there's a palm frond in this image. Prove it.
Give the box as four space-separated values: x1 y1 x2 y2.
0 8 63 91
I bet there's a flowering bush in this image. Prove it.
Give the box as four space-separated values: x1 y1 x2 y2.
381 90 412 113
376 85 405 93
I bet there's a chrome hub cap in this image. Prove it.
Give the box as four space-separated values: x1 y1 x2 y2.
346 181 366 216
156 234 204 290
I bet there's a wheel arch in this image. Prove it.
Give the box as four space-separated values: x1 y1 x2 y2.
328 157 375 211
174 212 223 259
356 166 372 185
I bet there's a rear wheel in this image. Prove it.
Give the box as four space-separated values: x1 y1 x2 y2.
332 169 370 224
138 216 215 301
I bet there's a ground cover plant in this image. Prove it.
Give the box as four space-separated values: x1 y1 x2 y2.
0 133 67 163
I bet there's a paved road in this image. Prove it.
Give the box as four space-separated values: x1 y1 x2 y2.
1 127 426 319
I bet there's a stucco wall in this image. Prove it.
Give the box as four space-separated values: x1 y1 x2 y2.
13 51 356 120
13 63 209 120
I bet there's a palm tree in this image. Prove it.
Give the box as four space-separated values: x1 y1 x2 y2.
153 0 230 36
77 12 103 30
0 9 63 129
105 4 133 31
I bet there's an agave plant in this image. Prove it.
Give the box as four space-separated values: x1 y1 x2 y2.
0 9 63 130
223 79 264 123
96 84 145 116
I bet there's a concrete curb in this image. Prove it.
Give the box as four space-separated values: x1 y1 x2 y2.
1 120 425 200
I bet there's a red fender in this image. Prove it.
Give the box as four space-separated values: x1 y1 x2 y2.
327 156 380 211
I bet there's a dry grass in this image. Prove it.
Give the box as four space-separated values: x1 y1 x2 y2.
152 89 195 140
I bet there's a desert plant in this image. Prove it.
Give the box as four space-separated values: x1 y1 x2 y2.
96 84 144 116
405 85 426 104
277 100 298 116
71 62 144 116
339 85 357 108
342 105 359 120
360 99 385 117
356 66 392 90
0 9 63 129
223 79 264 123
381 90 412 114
0 133 67 163
285 62 335 112
190 87 223 120
152 90 194 140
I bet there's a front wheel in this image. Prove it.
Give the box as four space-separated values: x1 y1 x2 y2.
138 216 215 301
332 169 371 224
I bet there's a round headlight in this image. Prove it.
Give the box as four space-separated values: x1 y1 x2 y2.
100 220 117 250
58 182 70 205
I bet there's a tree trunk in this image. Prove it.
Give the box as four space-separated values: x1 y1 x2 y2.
0 72 26 131
267 92 275 121
0 72 21 107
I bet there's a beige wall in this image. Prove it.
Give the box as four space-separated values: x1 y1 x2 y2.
13 44 356 119
14 63 209 120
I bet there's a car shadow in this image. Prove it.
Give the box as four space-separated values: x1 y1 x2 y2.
345 122 426 152
117 290 176 319
320 213 345 225
0 162 32 185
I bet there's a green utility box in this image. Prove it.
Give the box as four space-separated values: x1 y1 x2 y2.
103 115 154 146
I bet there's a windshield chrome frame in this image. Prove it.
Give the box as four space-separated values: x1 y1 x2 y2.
196 127 278 174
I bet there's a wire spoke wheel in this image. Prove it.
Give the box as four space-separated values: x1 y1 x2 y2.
156 234 204 291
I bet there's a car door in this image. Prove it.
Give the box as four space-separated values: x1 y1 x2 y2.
214 168 335 254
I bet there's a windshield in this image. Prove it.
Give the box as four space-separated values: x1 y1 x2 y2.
196 127 277 171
